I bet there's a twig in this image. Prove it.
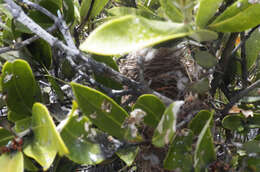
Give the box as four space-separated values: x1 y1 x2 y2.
222 79 260 115
0 25 56 54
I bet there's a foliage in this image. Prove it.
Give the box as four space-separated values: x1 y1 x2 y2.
0 0 260 171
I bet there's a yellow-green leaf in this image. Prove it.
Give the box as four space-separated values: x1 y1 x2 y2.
24 103 68 170
71 82 141 141
80 15 189 56
152 101 184 147
159 0 183 22
0 151 23 172
1 60 36 118
246 28 260 69
195 0 223 28
209 0 260 32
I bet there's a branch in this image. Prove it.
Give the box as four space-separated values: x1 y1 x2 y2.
4 0 173 106
222 79 260 115
0 25 56 54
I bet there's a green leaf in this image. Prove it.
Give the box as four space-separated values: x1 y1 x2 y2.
8 111 28 123
248 114 260 128
92 55 122 90
46 0 62 9
164 129 193 171
0 127 14 146
63 0 75 23
26 38 52 69
133 94 165 128
80 0 109 22
188 110 213 135
108 7 161 20
247 157 260 171
47 76 65 102
222 114 245 131
24 103 68 170
246 27 260 69
188 29 218 42
23 155 38 171
159 0 183 22
194 113 216 171
195 0 223 28
190 78 210 94
80 0 92 22
2 60 37 116
243 140 260 154
80 15 190 56
194 50 218 68
116 146 139 166
152 101 184 147
71 82 141 141
0 151 24 172
61 115 104 164
14 117 32 133
209 0 260 32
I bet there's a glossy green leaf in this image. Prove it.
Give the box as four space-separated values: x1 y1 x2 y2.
188 110 212 135
152 101 184 147
92 55 122 90
80 0 109 22
194 113 216 171
7 111 28 123
0 151 23 172
80 15 189 56
195 0 223 28
71 82 141 141
61 115 104 164
188 29 218 42
133 94 165 128
23 155 38 171
159 0 183 22
79 0 91 22
116 146 139 166
108 7 161 20
63 0 75 23
164 129 193 171
47 76 65 102
14 117 32 133
26 38 52 69
194 50 218 68
222 114 245 131
243 140 260 154
248 114 260 128
246 27 260 69
209 0 260 32
190 78 210 94
0 127 14 146
47 0 62 9
2 60 37 116
24 103 68 170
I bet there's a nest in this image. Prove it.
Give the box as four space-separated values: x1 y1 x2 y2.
119 45 200 100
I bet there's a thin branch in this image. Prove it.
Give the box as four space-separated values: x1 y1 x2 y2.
0 25 56 54
222 79 260 115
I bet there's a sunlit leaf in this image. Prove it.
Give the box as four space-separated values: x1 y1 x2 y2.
195 0 223 28
0 127 14 146
80 15 189 55
0 151 23 172
159 0 183 22
71 82 141 141
209 0 260 32
61 115 104 164
116 146 139 166
194 113 216 171
188 29 218 42
164 129 193 171
2 60 36 117
246 27 260 69
133 94 165 128
108 7 162 20
24 103 68 170
14 117 32 133
152 101 184 147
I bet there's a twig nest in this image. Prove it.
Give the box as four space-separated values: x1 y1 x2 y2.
119 45 201 100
